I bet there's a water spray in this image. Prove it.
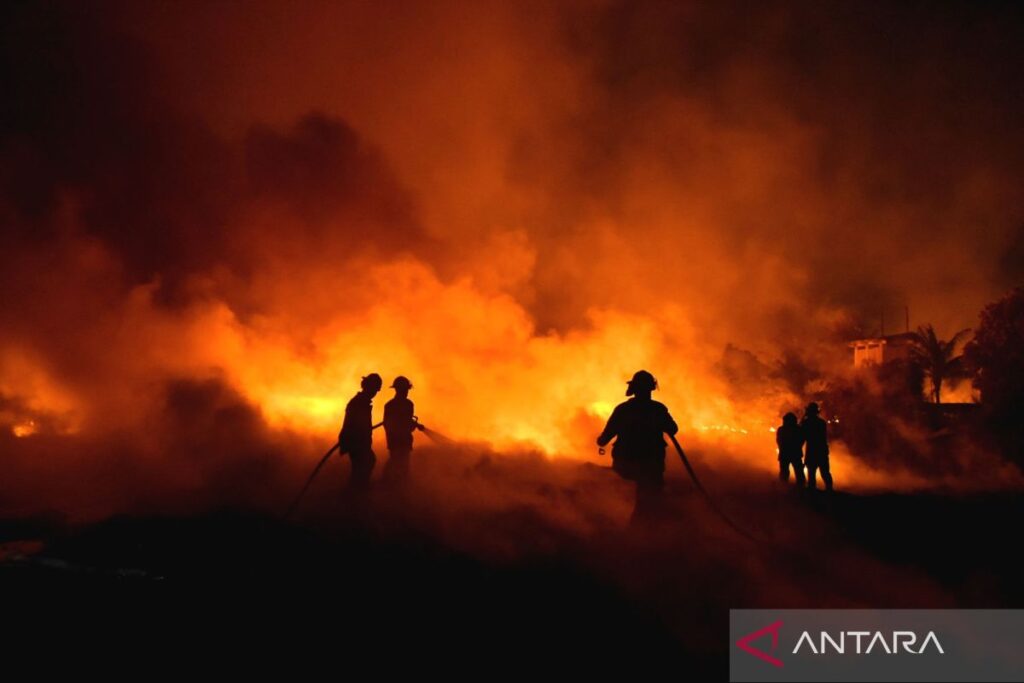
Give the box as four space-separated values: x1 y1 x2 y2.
414 416 453 445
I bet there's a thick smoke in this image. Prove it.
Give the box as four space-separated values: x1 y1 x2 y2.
109 0 1024 335
2 1 1024 522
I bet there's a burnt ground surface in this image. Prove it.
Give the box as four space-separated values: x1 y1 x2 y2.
0 455 1021 677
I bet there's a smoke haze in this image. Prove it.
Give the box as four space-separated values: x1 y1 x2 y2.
2 1 1024 520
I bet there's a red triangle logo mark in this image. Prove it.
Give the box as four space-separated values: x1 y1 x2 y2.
736 620 784 668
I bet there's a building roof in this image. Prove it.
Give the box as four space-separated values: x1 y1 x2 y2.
848 332 916 348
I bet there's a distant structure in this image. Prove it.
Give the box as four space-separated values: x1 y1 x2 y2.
849 332 916 368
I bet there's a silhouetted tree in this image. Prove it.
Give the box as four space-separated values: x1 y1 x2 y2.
774 350 819 396
909 324 970 403
964 287 1024 460
715 344 771 387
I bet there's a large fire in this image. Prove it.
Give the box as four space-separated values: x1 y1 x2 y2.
0 253 903 493
2 1 1023 521
5 256 749 450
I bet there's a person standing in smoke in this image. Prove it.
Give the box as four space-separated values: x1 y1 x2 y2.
775 412 806 486
382 375 425 483
339 373 383 491
801 402 833 491
597 370 679 521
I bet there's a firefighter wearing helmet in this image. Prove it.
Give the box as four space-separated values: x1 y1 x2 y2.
801 402 832 491
382 375 425 483
338 373 383 491
775 411 806 486
596 370 679 521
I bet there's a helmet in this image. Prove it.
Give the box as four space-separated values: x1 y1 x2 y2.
626 370 658 396
805 402 820 415
391 376 413 390
361 373 383 391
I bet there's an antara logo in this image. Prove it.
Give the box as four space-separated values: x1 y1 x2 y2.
792 630 945 655
737 622 945 667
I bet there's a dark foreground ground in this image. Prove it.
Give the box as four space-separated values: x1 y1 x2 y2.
0 450 1021 677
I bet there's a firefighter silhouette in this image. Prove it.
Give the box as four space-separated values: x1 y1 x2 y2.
338 373 383 491
381 375 425 483
597 370 679 521
801 402 833 491
775 411 806 486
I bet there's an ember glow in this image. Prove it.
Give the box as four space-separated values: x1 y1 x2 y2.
2 1 1024 517
11 421 36 438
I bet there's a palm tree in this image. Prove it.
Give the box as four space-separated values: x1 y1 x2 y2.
908 324 971 403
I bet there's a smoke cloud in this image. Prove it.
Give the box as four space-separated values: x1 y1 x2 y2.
2 1 1023 521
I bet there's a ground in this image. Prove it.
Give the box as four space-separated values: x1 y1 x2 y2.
0 446 1020 676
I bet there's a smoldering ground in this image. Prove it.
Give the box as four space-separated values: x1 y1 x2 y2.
3 408 1020 676
2 373 1020 673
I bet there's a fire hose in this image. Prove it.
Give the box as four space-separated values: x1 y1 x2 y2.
285 418 447 519
284 441 342 519
287 419 759 544
667 433 762 544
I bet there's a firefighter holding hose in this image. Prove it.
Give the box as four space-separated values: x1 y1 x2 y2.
382 375 425 483
339 373 383 491
597 370 679 521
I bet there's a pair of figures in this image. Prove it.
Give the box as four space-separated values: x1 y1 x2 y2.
337 373 424 489
776 402 833 491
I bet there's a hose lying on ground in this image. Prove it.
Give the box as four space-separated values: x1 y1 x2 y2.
668 433 763 544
